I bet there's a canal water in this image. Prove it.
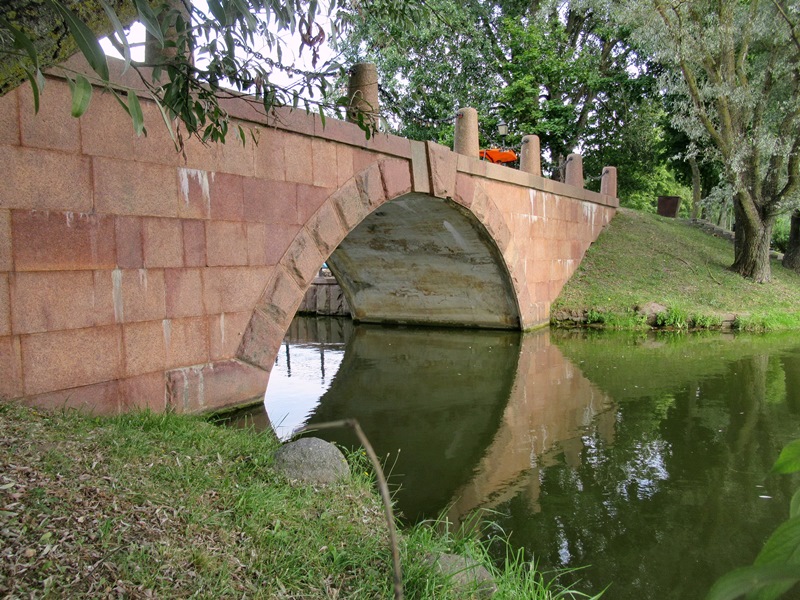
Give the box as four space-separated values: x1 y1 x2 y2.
227 316 800 600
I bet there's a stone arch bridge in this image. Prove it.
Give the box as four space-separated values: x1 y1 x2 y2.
0 57 617 414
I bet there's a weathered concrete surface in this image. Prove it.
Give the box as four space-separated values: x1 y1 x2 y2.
0 54 617 415
327 193 520 328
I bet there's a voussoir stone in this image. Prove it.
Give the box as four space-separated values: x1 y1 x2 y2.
425 552 497 598
273 437 350 484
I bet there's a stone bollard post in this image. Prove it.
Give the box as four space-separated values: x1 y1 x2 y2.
347 63 380 125
565 153 584 188
601 166 617 198
453 107 479 157
520 135 541 176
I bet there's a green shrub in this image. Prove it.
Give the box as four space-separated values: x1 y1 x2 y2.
656 306 689 329
585 309 604 324
772 217 791 253
690 313 722 329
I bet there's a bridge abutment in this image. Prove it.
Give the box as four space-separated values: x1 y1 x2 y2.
0 55 618 415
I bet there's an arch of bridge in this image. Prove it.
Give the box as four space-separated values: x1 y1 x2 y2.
232 158 531 375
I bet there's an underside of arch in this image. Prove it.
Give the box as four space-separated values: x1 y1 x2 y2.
326 192 520 329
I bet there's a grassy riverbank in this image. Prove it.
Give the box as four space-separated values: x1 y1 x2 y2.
553 208 800 330
0 403 598 599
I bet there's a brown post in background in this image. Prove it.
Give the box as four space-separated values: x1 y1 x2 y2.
453 107 479 157
347 63 380 126
601 166 617 198
520 135 541 176
565 153 584 188
657 196 681 218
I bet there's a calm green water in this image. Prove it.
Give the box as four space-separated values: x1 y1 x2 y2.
228 317 800 600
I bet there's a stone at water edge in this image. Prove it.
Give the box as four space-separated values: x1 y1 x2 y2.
273 437 350 485
425 552 497 598
636 302 668 326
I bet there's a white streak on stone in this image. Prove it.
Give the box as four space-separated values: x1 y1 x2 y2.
178 168 211 211
163 319 172 353
112 268 124 322
138 269 148 291
219 313 226 351
443 220 469 252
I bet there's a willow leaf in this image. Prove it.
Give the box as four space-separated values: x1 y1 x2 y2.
48 0 109 80
67 74 93 118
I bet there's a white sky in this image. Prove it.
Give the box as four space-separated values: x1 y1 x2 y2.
99 5 338 97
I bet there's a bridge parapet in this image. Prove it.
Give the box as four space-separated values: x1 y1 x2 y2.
0 55 618 415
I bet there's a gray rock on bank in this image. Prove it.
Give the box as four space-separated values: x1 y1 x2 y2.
425 552 497 598
273 437 350 484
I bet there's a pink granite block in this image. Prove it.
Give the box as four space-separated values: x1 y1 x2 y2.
123 320 166 376
10 270 99 334
21 325 123 395
177 167 212 219
143 217 183 268
164 316 208 369
94 156 179 217
120 372 167 412
206 221 248 266
12 210 116 271
246 223 268 265
242 179 298 224
119 268 166 323
165 268 205 318
20 78 80 153
312 138 338 188
0 146 91 212
202 266 271 314
115 216 144 269
183 219 207 267
284 134 314 185
0 210 11 271
296 184 331 223
0 335 22 398
0 88 20 146
0 274 8 336
209 172 244 221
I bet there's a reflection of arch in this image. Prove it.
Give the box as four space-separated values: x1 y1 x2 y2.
236 159 531 373
445 330 615 524
303 325 521 521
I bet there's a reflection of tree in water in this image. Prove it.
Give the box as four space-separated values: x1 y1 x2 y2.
491 345 800 600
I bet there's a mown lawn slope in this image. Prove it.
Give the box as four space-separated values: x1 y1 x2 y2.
553 208 800 330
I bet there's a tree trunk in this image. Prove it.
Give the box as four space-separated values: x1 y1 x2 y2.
731 202 774 283
782 209 800 272
689 155 702 219
0 0 140 97
144 0 191 65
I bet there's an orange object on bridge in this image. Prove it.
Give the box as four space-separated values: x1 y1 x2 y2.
479 148 518 164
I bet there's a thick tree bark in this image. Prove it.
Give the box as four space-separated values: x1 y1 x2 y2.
1 0 140 96
782 209 800 272
731 202 775 283
689 155 702 219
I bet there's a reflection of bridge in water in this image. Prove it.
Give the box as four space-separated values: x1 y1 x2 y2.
234 317 615 523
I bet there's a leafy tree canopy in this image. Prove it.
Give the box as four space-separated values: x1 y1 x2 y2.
618 0 800 280
337 0 667 200
0 0 415 146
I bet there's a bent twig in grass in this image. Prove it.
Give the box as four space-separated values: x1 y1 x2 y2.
295 419 403 600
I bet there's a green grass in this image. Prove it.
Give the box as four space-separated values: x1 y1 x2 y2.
0 403 598 599
553 209 800 331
